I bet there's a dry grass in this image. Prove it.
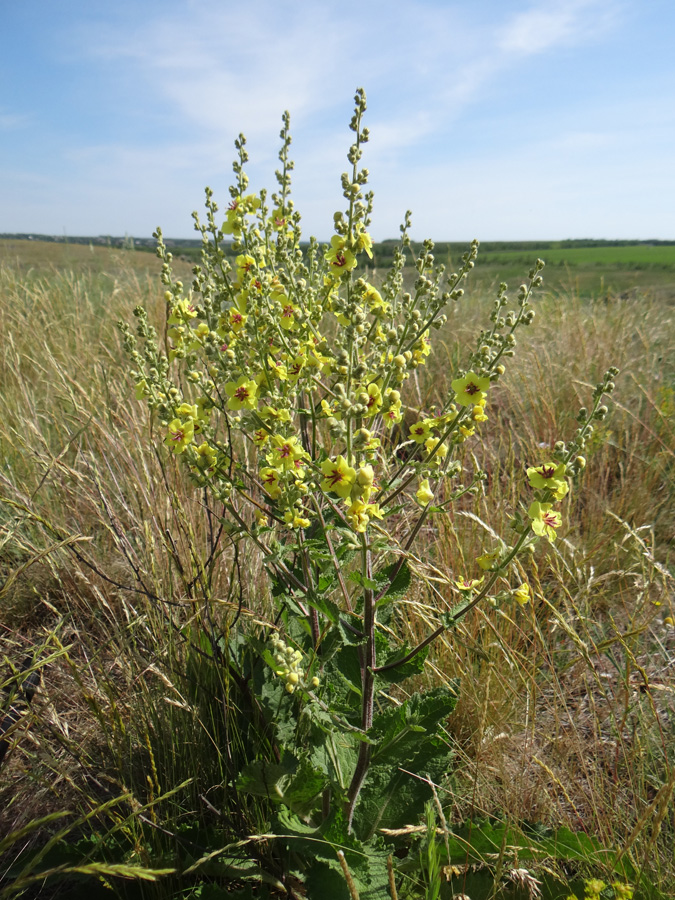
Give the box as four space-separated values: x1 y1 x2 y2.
1 241 674 897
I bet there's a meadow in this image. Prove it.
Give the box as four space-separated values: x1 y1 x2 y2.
0 236 674 900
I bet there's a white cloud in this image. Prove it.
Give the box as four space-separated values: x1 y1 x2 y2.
73 2 352 146
499 0 621 55
0 109 31 131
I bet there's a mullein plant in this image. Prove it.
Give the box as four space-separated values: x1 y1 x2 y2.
120 89 617 891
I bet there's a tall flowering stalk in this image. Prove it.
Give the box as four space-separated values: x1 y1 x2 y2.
120 90 616 884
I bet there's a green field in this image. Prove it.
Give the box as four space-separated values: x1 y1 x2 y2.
470 244 675 298
376 241 675 299
478 244 675 268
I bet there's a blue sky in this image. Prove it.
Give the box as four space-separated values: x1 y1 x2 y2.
1 0 673 241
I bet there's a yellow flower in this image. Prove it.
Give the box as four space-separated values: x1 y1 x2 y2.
416 478 434 506
164 418 194 454
228 308 247 333
260 405 292 424
325 235 356 272
167 298 198 325
242 193 261 213
513 583 530 606
287 354 306 383
472 402 488 423
364 382 382 417
528 501 562 542
354 428 380 454
195 397 212 421
354 464 375 501
284 510 311 529
412 332 431 366
175 402 198 419
187 321 210 352
222 195 260 237
584 879 606 899
364 284 388 315
222 200 244 236
266 357 288 382
135 379 149 400
269 434 307 471
451 371 490 407
320 455 356 499
224 376 258 411
253 428 269 448
260 466 283 500
279 300 301 331
476 548 501 570
424 438 448 467
320 398 340 421
409 419 433 444
353 224 373 258
454 576 484 592
307 342 333 374
527 462 568 500
271 206 292 233
235 254 256 281
382 389 403 427
193 442 217 474
345 499 383 532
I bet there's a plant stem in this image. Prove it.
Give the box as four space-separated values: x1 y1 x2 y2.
346 534 375 830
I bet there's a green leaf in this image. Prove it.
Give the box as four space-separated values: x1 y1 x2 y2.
237 755 326 816
317 573 336 593
374 561 411 606
309 727 358 792
258 675 299 746
441 599 471 627
376 643 429 684
278 809 392 900
368 688 457 771
272 589 309 618
353 735 453 839
348 571 378 590
337 615 366 646
406 684 459 731
306 590 341 623
332 644 363 697
303 862 354 900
